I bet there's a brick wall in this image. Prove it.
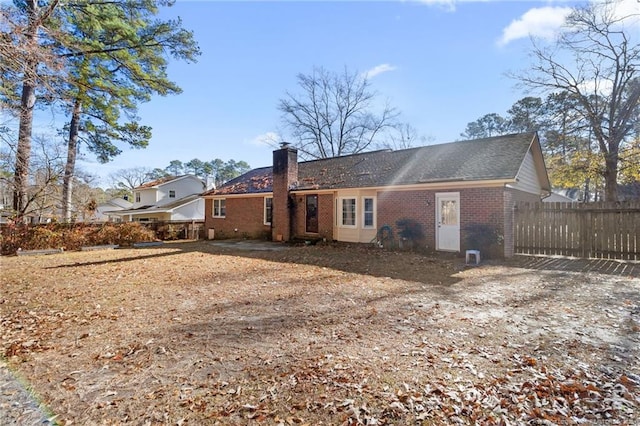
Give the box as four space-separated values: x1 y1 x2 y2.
377 187 512 256
204 185 540 254
378 190 435 248
459 187 505 256
204 197 271 240
290 193 335 241
317 194 334 240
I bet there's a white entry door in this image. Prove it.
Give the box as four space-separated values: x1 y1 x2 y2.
436 192 460 252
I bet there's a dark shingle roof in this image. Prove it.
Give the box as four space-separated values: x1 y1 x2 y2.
204 133 537 195
202 167 273 196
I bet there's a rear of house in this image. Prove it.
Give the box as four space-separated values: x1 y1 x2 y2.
202 133 551 257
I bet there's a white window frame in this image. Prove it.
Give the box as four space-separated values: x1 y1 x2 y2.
169 190 176 198
135 192 141 203
339 197 357 228
213 198 226 218
264 196 273 225
362 196 376 229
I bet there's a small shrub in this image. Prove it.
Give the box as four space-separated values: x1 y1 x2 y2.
395 218 425 250
0 222 30 254
113 222 156 246
396 218 425 241
30 226 61 250
91 224 122 245
162 224 182 241
61 225 89 250
463 223 503 258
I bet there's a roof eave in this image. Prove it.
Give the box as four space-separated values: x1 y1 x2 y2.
291 178 516 193
525 133 552 193
201 191 273 198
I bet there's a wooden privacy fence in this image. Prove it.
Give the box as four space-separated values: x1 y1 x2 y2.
514 201 639 261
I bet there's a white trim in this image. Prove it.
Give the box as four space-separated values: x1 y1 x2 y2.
263 196 273 225
362 196 376 229
338 197 357 228
212 198 226 218
202 192 272 199
435 192 460 252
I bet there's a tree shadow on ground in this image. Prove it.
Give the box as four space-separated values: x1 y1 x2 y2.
201 240 464 287
504 255 639 278
43 249 187 269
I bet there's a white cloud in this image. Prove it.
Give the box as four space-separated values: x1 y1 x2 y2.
498 6 573 46
498 0 640 47
249 132 281 147
416 0 457 12
362 64 398 80
600 0 640 29
578 78 615 96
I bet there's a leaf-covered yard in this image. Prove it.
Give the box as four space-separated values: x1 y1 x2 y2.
1 241 639 425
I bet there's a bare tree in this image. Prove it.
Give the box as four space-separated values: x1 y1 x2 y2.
513 0 640 201
278 67 399 159
69 174 107 221
380 123 432 150
0 133 66 221
108 167 152 195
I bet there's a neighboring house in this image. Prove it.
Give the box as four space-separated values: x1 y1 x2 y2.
619 182 640 201
0 210 11 224
109 175 207 222
544 192 576 203
202 132 551 257
90 197 133 222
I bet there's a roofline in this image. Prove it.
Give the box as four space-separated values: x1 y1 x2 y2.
202 192 273 199
519 132 552 194
109 197 201 215
133 175 204 190
160 197 202 213
201 178 517 198
292 179 516 193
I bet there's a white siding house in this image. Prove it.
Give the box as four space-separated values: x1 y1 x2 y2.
110 175 207 222
91 198 133 222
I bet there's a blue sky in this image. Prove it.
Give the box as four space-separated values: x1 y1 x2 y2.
24 0 636 184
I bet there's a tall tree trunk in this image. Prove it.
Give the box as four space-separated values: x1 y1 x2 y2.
62 99 82 222
603 149 619 202
13 0 39 217
13 79 36 216
584 178 590 203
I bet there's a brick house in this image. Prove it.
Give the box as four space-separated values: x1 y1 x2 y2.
202 132 551 257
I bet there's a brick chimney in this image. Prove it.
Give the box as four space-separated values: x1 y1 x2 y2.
272 143 298 241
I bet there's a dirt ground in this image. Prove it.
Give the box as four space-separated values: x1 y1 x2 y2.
1 240 639 425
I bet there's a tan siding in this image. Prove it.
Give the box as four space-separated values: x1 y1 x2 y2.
334 189 378 243
510 151 542 195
